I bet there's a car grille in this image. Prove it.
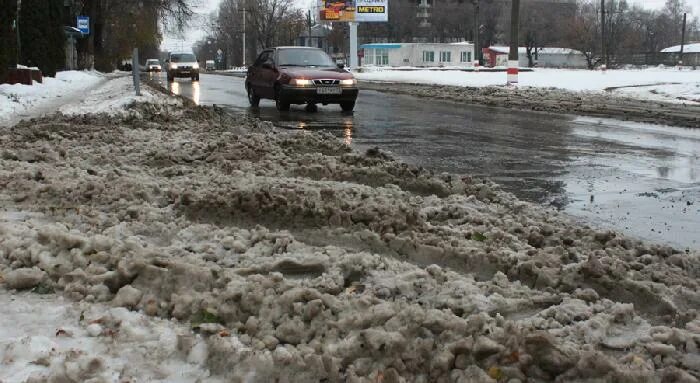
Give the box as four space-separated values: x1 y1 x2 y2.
179 66 192 70
313 79 340 85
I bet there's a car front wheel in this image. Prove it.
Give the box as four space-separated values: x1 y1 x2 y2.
275 87 290 111
247 85 260 107
276 98 290 112
340 101 355 112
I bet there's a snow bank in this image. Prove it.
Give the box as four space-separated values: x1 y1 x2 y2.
59 76 182 117
356 67 700 104
1 97 699 381
223 67 248 73
0 71 105 126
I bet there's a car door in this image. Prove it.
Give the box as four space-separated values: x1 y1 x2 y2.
246 52 266 94
249 51 269 93
258 50 277 99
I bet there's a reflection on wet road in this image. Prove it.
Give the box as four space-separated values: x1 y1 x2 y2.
153 73 700 250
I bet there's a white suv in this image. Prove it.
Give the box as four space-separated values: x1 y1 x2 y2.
167 53 200 82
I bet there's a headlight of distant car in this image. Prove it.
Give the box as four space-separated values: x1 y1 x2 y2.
170 63 177 69
290 78 312 87
192 63 199 69
340 78 357 86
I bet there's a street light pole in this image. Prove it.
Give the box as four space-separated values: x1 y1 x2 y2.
507 0 520 85
16 0 22 67
242 4 247 67
601 0 606 69
679 12 687 66
472 0 479 66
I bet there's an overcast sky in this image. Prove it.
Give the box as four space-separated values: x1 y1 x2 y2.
161 0 698 52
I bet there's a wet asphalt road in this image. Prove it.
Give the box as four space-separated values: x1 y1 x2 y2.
153 73 700 250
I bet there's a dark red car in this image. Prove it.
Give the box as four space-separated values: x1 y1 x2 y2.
246 47 359 112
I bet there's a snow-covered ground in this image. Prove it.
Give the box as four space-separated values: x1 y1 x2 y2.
356 67 700 104
1 80 699 381
0 71 106 126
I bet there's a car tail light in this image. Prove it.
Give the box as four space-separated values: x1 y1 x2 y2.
290 78 312 86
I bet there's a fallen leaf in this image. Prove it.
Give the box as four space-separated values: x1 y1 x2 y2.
488 366 502 380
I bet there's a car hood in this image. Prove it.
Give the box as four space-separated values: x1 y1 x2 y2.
280 67 353 79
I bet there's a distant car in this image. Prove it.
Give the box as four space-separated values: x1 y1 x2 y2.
205 60 215 71
146 59 162 72
245 47 358 112
118 60 132 71
166 53 199 82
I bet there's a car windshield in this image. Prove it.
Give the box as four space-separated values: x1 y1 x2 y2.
171 54 196 62
277 49 335 67
147 60 159 65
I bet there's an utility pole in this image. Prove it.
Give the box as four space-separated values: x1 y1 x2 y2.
472 0 480 66
307 9 313 47
508 0 520 85
601 0 606 69
16 0 21 67
242 4 247 67
679 12 687 66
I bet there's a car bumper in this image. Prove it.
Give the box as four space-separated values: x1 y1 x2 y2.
169 69 199 77
280 85 358 104
147 67 161 72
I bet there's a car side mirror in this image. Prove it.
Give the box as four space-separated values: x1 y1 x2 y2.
262 61 274 69
337 63 345 69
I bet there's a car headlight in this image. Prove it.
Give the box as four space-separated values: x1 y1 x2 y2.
170 63 177 69
340 78 357 86
290 78 312 87
193 63 199 69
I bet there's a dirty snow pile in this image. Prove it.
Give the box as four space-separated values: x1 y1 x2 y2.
1 98 700 382
59 76 182 117
0 71 105 126
0 289 223 382
612 82 700 104
356 67 700 104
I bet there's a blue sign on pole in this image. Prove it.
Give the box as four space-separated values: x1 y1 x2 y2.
77 16 90 35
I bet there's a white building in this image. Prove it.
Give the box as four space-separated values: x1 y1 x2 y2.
485 46 588 68
360 42 476 67
661 43 700 66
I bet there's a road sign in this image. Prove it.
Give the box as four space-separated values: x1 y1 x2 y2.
77 16 90 35
319 0 388 22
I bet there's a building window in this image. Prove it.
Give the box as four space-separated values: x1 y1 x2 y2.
422 51 434 62
460 51 471 62
440 51 451 62
365 49 374 65
374 48 389 65
363 48 388 65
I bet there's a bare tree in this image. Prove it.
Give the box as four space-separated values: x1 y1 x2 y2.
248 0 305 49
565 0 601 68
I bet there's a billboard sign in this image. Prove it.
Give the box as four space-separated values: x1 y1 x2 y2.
319 0 388 22
77 16 90 35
